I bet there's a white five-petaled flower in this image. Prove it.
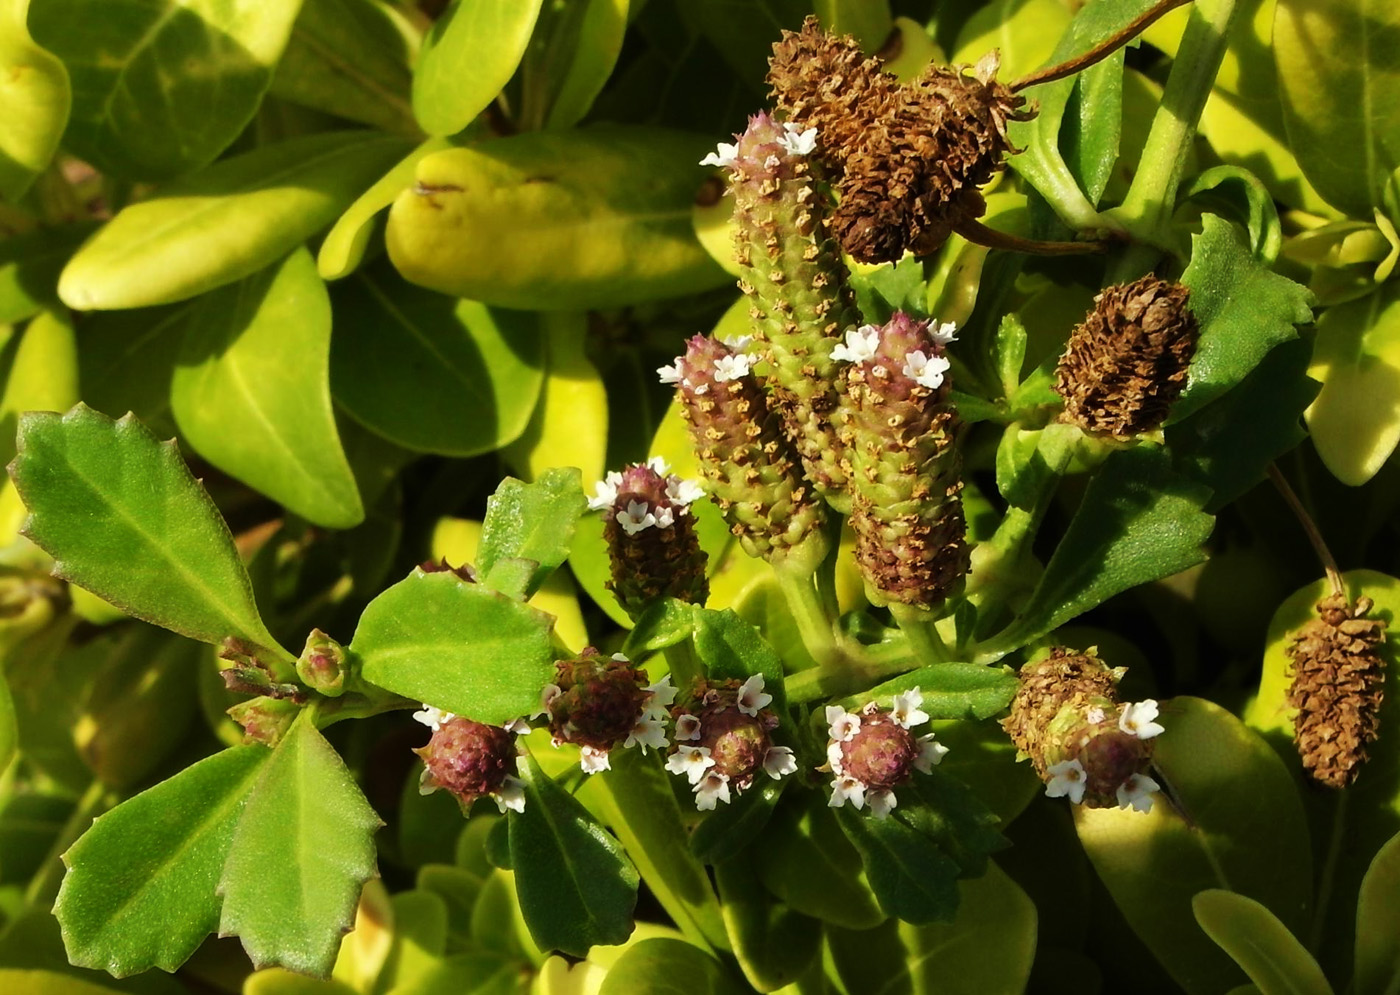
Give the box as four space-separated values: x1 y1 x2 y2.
1086 706 1107 725
503 718 531 736
494 775 526 814
712 353 755 382
868 788 897 820
830 325 881 364
930 321 958 346
890 688 930 729
700 141 739 169
625 712 668 753
654 505 676 529
674 713 702 741
1116 773 1160 813
657 361 683 386
695 771 732 810
617 500 657 536
579 745 611 774
737 674 772 716
763 746 798 780
666 478 705 506
1119 700 1165 740
914 734 949 773
826 704 861 742
721 333 754 350
778 122 818 157
902 350 951 390
1045 759 1087 804
829 774 866 810
645 674 678 708
647 456 670 475
412 705 453 731
586 470 624 511
666 745 716 784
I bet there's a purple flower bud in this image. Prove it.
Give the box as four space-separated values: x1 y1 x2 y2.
592 460 708 615
414 716 523 814
545 648 652 753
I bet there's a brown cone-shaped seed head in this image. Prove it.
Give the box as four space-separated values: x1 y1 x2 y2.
1287 593 1388 788
1055 276 1199 438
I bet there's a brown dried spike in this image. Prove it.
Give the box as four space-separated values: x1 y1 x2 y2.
1001 647 1121 778
1286 593 1387 789
1054 276 1199 437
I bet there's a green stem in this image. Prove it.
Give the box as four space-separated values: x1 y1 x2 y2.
784 643 921 703
1109 0 1239 260
25 779 111 909
776 564 841 668
1308 791 1348 955
889 603 953 665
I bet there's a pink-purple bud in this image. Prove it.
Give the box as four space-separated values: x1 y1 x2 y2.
595 461 709 615
415 716 522 814
545 649 651 752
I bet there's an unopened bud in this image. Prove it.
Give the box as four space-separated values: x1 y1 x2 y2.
228 696 302 747
665 674 794 809
824 688 947 819
414 714 525 815
296 628 348 696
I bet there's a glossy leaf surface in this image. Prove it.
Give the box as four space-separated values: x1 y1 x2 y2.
219 714 381 977
1192 890 1333 995
835 805 961 924
171 248 362 528
29 0 303 179
12 405 288 659
478 468 587 600
0 0 69 201
53 745 269 975
0 309 79 469
596 938 735 995
350 569 557 724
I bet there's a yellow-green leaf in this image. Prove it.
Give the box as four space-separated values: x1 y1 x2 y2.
1193 890 1333 995
0 0 70 202
1355 831 1400 995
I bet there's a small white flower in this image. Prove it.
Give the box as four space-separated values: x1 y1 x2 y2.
654 505 675 529
626 712 669 753
586 471 623 511
645 674 678 708
913 734 949 773
412 705 453 731
829 774 866 810
611 652 631 662
580 746 611 774
1086 706 1107 725
674 713 702 741
830 325 880 364
1116 774 1160 813
826 740 846 774
1045 759 1087 804
779 122 818 156
737 674 772 716
826 704 861 742
1119 700 1165 740
721 333 754 350
695 771 732 810
503 717 531 736
617 500 657 535
890 688 930 729
534 684 562 719
667 745 716 784
930 321 958 346
868 789 897 820
666 478 705 506
763 746 797 780
494 776 526 814
712 353 754 382
657 361 684 385
647 456 671 475
902 350 951 390
700 141 739 169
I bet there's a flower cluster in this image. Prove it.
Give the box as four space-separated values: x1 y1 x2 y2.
412 706 527 815
663 674 797 810
824 688 948 818
537 649 676 773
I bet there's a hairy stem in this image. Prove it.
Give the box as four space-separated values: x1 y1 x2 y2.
776 563 842 668
889 603 954 665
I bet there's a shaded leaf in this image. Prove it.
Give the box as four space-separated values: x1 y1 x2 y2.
0 969 145 995
12 405 289 660
76 303 191 429
0 0 69 201
688 778 784 866
218 714 381 977
855 664 1018 720
350 568 556 724
509 750 638 956
0 224 95 325
692 608 787 716
1355 831 1400 995
714 852 820 991
53 745 269 975
0 673 14 774
477 468 586 600
523 0 630 130
29 0 303 179
755 796 884 930
834 804 961 925
1192 890 1333 995
1182 165 1284 264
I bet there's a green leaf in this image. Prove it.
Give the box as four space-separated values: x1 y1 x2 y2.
755 796 884 930
622 599 697 658
691 608 787 716
218 713 381 977
58 132 412 310
714 852 820 991
852 664 1018 721
11 405 290 660
680 0 810 93
270 0 417 134
596 938 737 995
386 954 521 995
385 126 729 310
0 969 146 995
478 469 587 600
1172 214 1315 421
0 673 15 774
1076 697 1312 995
170 247 362 528
1167 338 1319 511
977 447 1214 660
378 890 448 991
814 0 893 51
1183 165 1284 264
521 0 630 131
1304 281 1400 485
688 779 784 866
509 750 638 956
834 805 961 925
899 768 1008 877
350 568 557 724
243 969 358 995
412 0 546 136
0 308 79 469
0 224 94 325
76 303 190 429
1061 52 1124 208
329 261 546 456
1192 890 1334 995
1355 831 1400 995
53 745 269 975
29 0 304 180
898 863 1037 995
0 0 70 202
1275 0 1400 217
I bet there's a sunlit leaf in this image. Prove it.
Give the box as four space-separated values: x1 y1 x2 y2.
1192 890 1333 995
1355 831 1400 995
0 309 79 469
0 0 69 201
478 469 587 600
596 938 735 995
